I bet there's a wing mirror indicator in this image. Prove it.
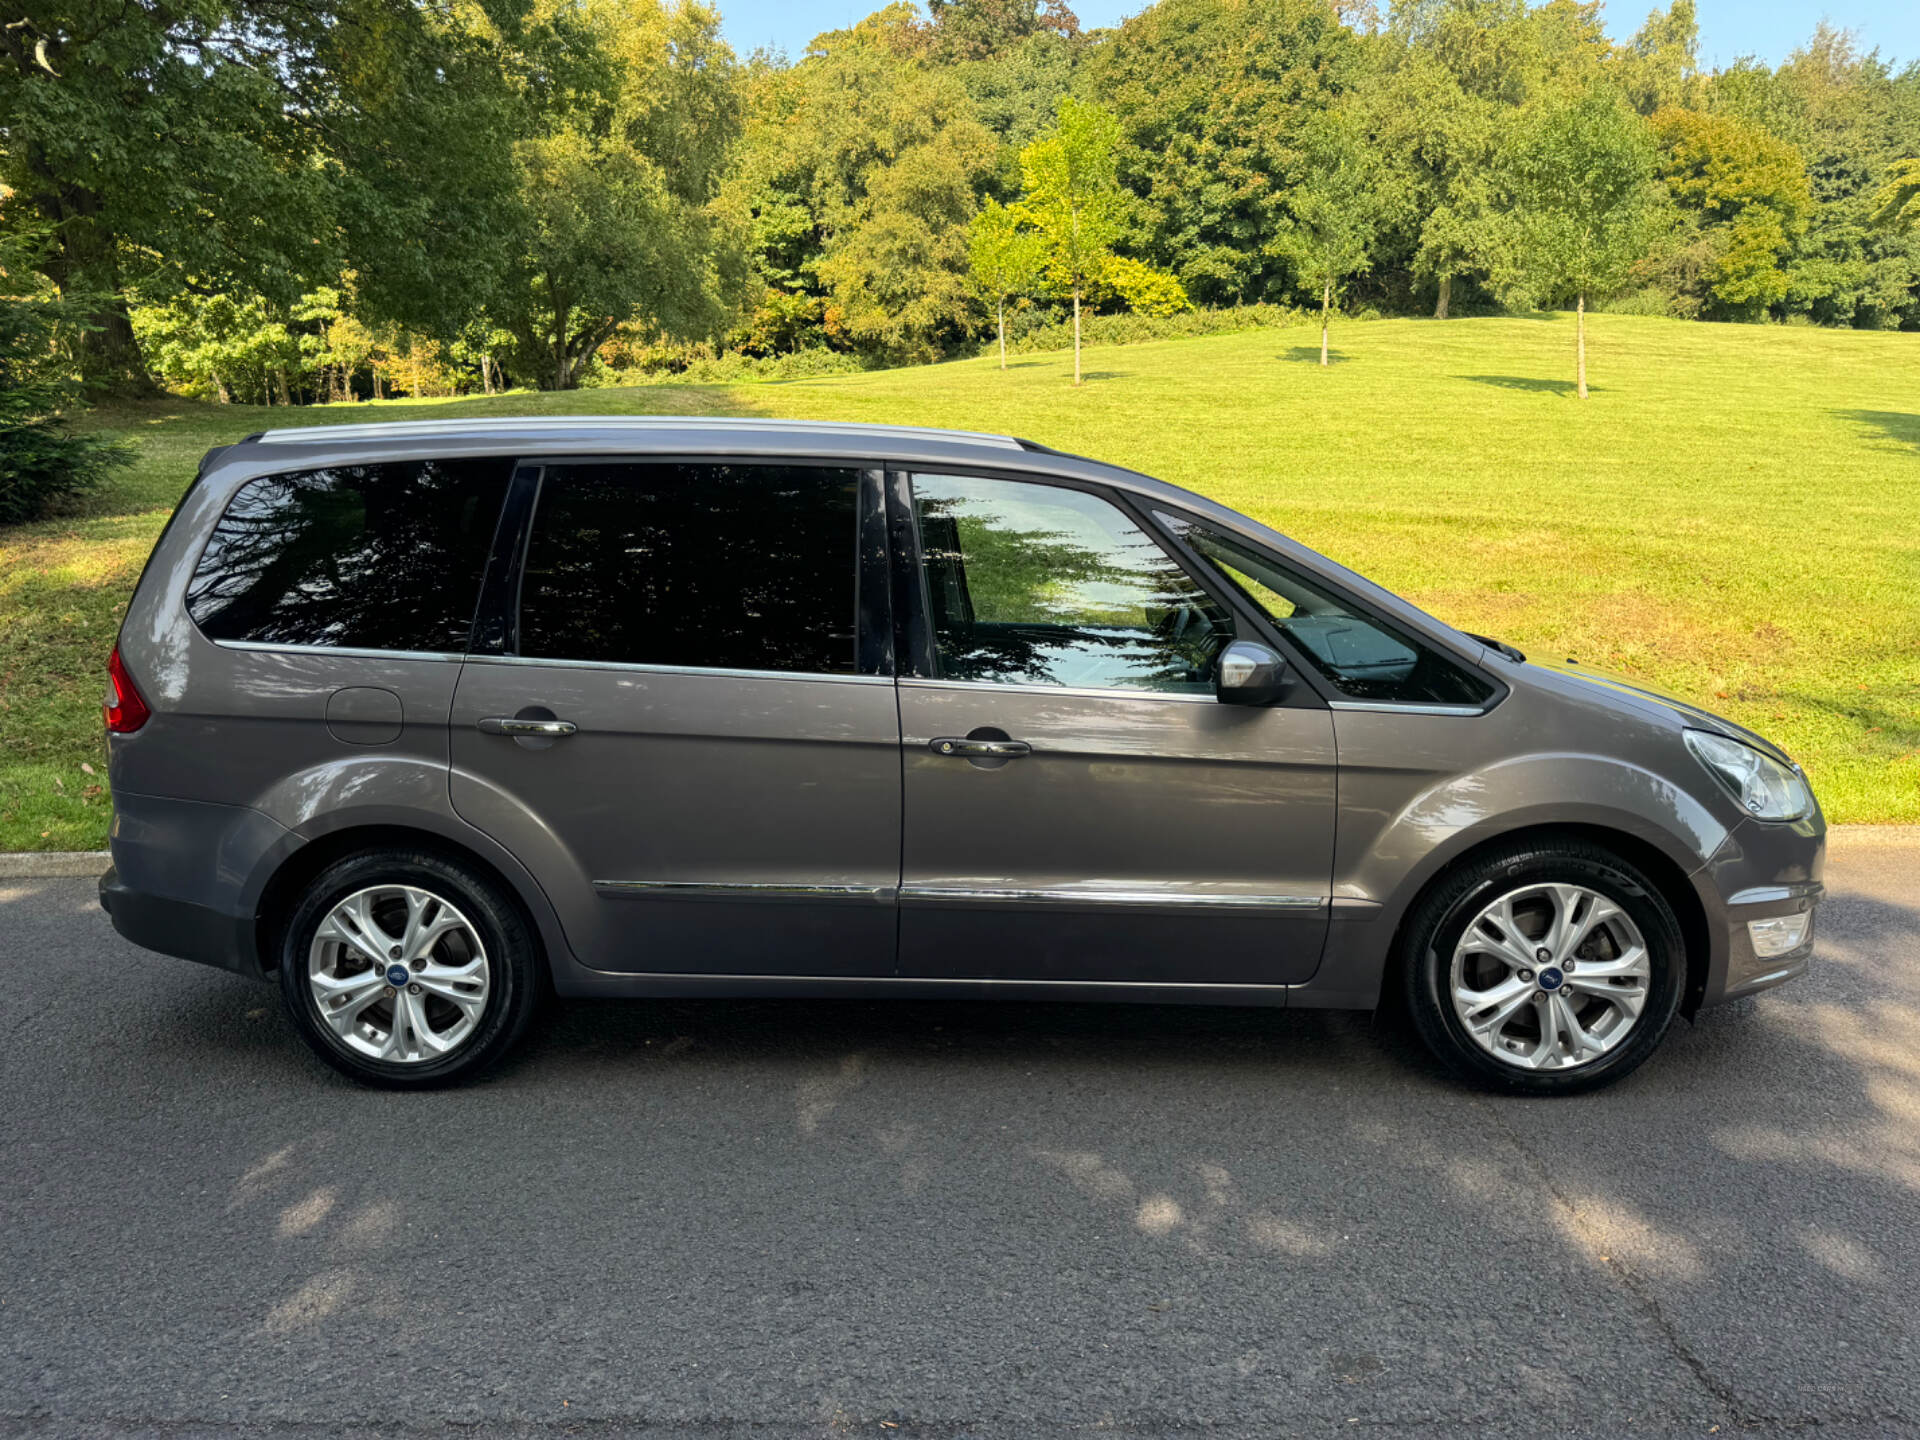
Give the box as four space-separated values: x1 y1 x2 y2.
1216 640 1288 706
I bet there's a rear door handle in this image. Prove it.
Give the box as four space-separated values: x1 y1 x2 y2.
478 717 577 737
929 736 1031 758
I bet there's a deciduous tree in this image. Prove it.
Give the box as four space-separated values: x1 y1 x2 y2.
489 0 745 388
0 0 524 388
968 199 1044 367
1281 106 1391 365
1650 105 1812 319
1498 86 1662 398
1016 97 1123 385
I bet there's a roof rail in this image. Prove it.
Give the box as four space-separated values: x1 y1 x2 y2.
249 415 1027 450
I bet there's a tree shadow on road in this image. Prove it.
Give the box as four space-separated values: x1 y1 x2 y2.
12 863 1920 1433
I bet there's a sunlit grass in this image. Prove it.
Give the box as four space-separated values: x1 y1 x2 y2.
3 312 1915 848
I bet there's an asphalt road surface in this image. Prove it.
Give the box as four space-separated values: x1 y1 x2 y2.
4 835 1917 1439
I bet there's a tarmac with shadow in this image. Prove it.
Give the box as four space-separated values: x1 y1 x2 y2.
2 833 1916 1438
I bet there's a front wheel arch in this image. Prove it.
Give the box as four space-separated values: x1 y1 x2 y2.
1381 822 1711 1020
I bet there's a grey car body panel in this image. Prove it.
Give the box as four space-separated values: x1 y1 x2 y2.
104 417 1826 1017
447 658 902 976
895 679 1337 984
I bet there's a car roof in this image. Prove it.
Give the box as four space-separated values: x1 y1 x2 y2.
223 413 1164 487
249 415 1037 453
216 412 1207 507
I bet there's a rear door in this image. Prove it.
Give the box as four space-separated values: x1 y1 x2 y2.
891 470 1338 986
448 458 900 977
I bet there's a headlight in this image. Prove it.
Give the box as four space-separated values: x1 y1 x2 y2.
1684 729 1812 821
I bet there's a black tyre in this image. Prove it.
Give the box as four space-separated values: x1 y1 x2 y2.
1401 837 1685 1096
276 848 541 1089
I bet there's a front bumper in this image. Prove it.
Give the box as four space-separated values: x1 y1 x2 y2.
1695 815 1825 1009
1716 880 1822 1001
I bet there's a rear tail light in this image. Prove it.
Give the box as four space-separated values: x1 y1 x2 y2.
104 645 151 734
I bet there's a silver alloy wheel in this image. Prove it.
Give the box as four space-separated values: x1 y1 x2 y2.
1448 882 1651 1071
306 884 490 1064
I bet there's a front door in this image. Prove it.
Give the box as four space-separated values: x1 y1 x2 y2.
892 471 1338 986
448 459 900 977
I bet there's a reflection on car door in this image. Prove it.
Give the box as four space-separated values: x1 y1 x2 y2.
891 471 1338 986
448 459 901 977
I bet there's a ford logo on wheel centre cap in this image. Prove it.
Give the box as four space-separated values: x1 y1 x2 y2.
1537 967 1565 991
385 964 410 987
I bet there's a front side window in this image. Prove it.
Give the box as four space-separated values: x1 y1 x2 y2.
187 459 511 652
517 462 859 675
911 474 1234 693
1157 513 1495 706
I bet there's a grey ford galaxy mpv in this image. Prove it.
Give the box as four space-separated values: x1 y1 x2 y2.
100 417 1824 1093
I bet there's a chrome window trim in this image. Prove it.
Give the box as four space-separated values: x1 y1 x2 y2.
1326 700 1491 717
899 885 1327 911
595 880 897 903
212 639 467 663
898 677 1217 705
464 653 891 686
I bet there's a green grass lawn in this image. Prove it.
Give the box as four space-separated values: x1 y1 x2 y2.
3 312 1916 849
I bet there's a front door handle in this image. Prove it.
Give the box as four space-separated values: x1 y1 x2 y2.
478 716 578 737
929 736 1031 758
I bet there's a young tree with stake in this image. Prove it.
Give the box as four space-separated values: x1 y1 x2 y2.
1015 97 1186 385
1282 106 1387 367
1500 87 1662 399
968 198 1044 369
1016 98 1124 387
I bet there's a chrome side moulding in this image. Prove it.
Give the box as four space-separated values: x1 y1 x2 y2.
899 885 1327 910
593 880 898 903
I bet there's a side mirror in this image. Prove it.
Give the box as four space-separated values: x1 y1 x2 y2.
1216 640 1288 706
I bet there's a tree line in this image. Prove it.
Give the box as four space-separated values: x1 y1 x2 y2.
3 0 1918 413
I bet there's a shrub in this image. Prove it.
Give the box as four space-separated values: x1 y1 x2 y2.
0 236 134 525
601 344 870 386
994 301 1303 357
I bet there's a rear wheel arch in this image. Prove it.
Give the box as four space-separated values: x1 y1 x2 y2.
254 824 552 982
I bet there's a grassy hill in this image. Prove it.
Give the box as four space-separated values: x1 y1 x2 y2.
3 312 1915 849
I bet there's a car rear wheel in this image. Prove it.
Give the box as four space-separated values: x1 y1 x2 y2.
276 848 541 1089
1402 838 1685 1095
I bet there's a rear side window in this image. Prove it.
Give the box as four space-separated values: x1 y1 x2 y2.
188 459 511 653
516 462 860 675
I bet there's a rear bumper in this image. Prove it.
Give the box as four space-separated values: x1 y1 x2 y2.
101 789 289 982
100 866 263 980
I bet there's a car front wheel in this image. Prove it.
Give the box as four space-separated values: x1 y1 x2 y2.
1402 838 1686 1095
277 848 541 1089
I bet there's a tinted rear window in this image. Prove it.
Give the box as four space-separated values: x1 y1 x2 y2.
517 462 859 675
187 459 510 652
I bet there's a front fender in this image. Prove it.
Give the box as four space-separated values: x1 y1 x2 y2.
1339 750 1728 914
1295 733 1731 1011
